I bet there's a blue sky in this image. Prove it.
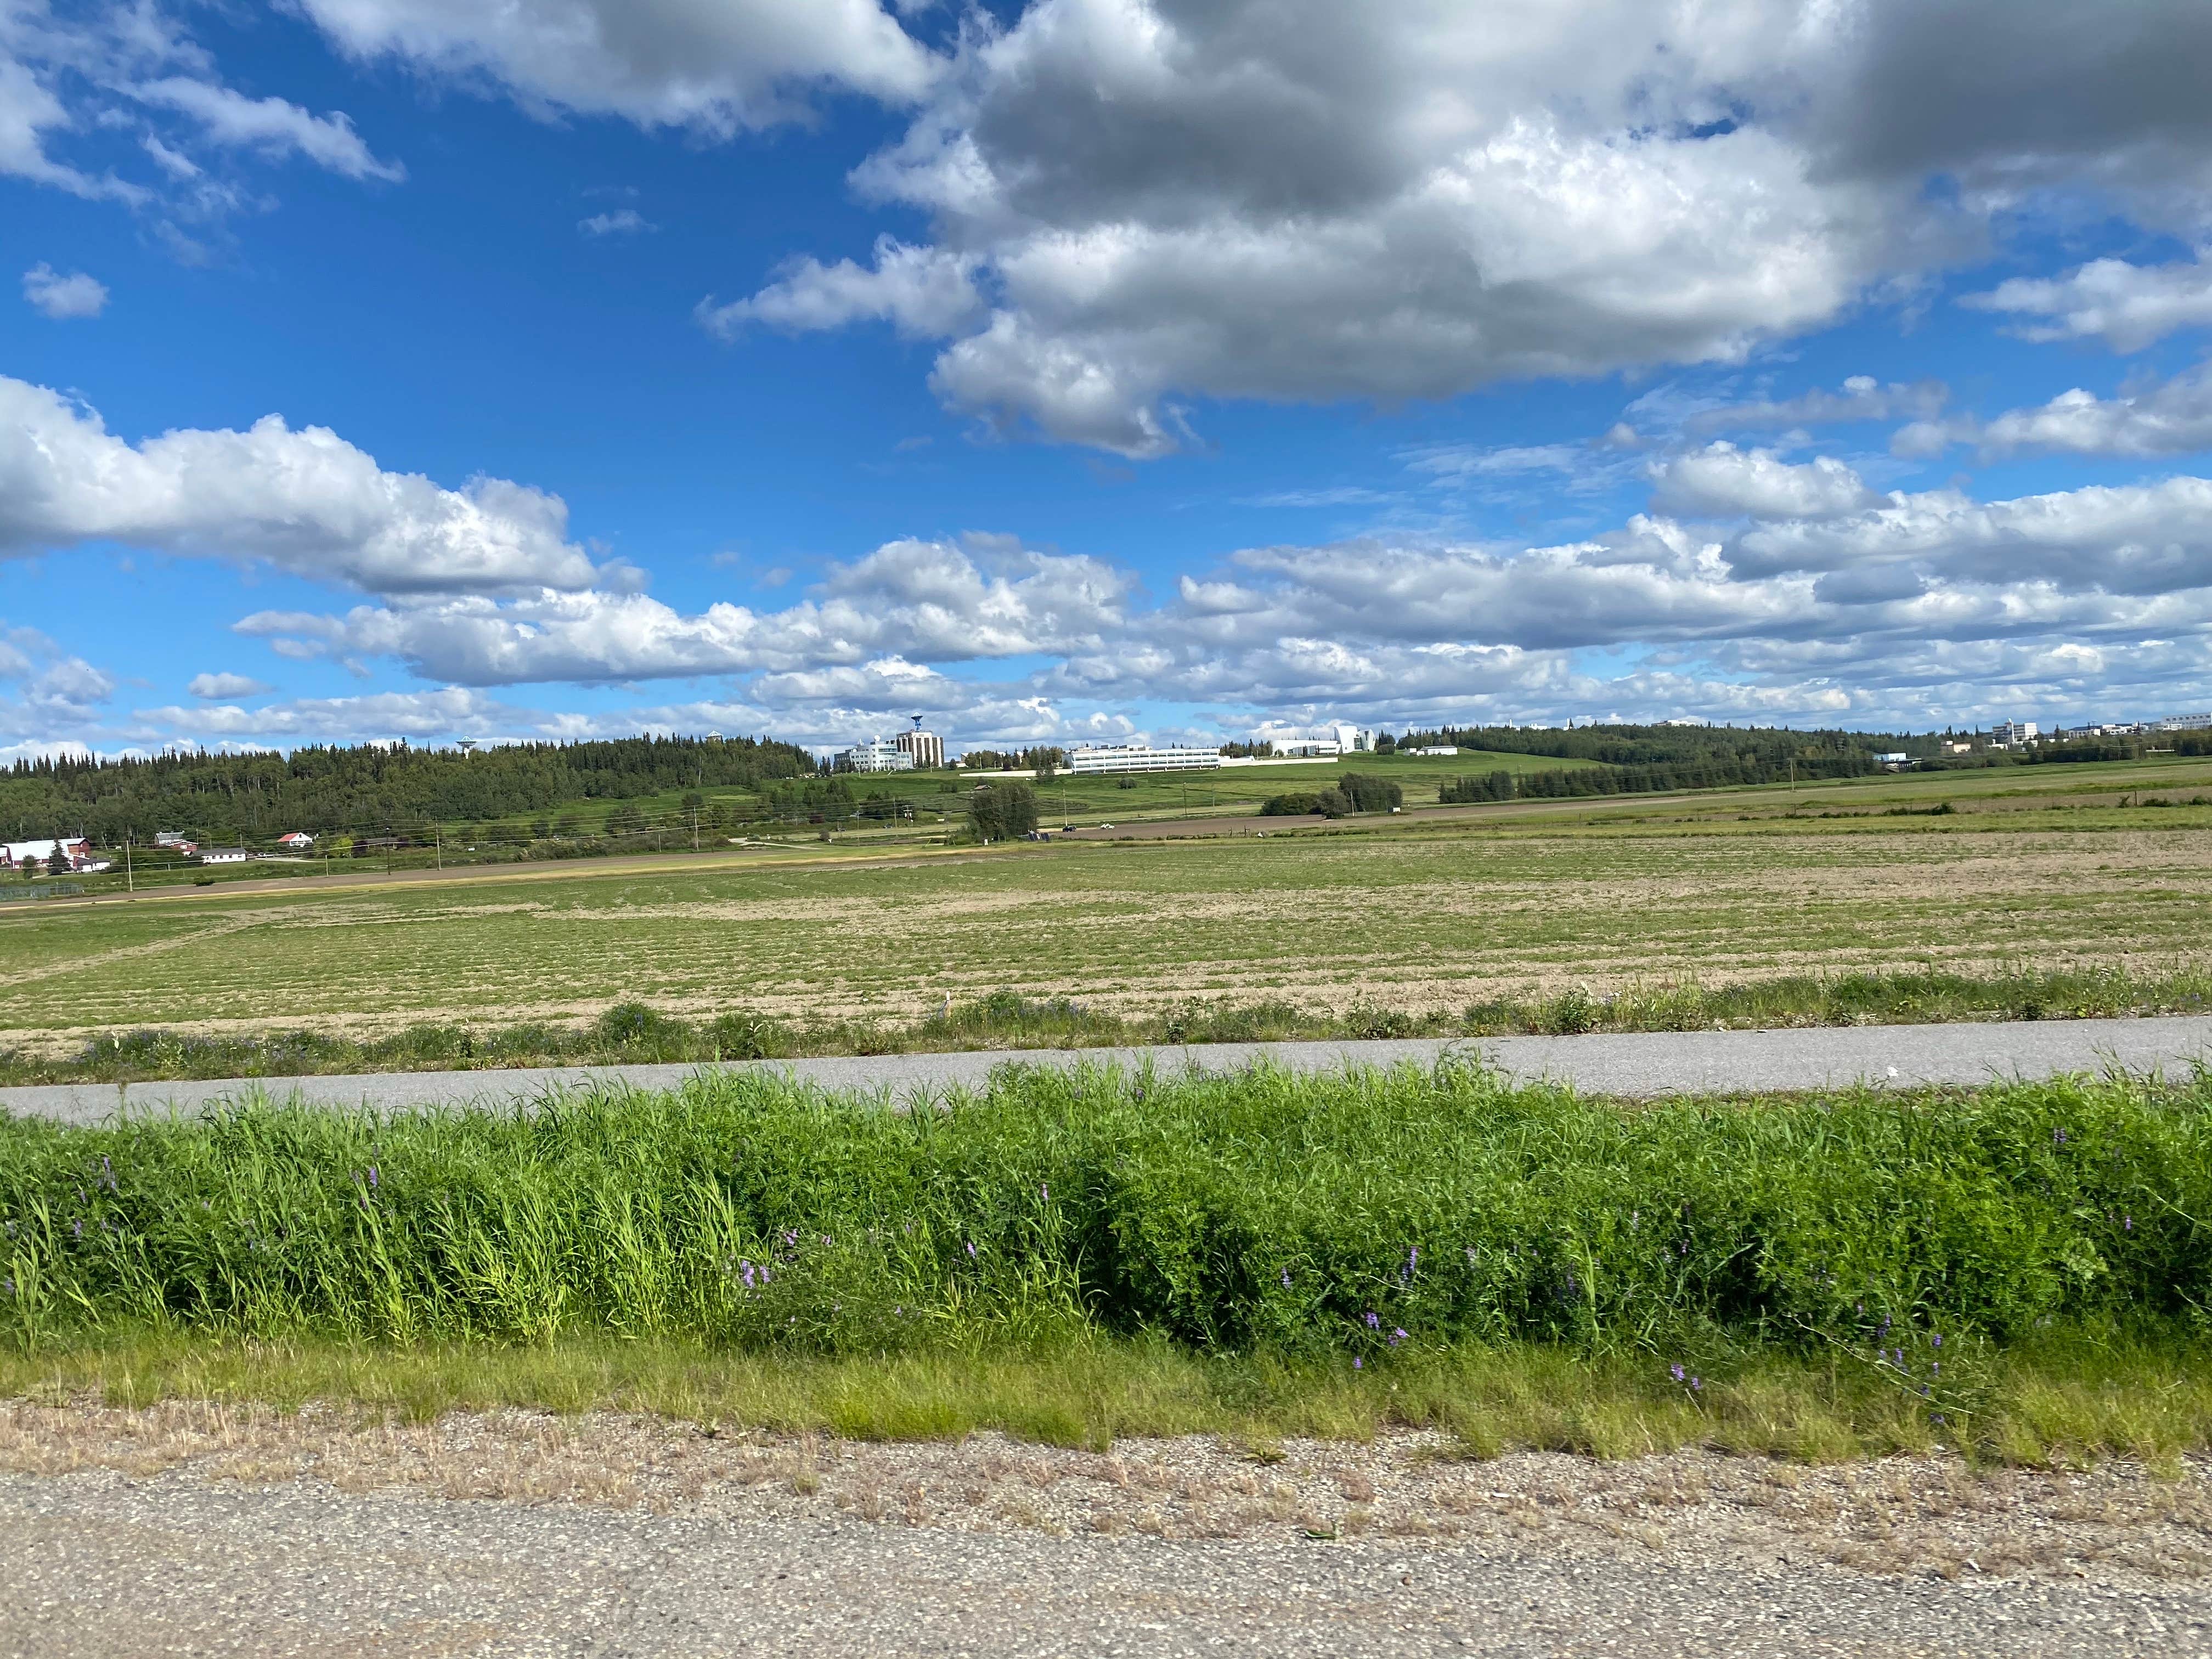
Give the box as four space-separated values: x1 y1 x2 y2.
5 0 2212 759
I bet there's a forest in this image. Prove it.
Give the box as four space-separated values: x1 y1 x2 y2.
0 735 814 843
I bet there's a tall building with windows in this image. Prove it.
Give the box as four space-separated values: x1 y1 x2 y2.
894 716 944 770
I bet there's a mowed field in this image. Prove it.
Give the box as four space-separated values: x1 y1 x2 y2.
5 755 2212 1046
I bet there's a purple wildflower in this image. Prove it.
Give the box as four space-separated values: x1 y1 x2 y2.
1363 1311 1380 1329
1931 1333 1942 1349
1390 1328 1408 1346
740 1260 755 1289
1353 1356 1363 1370
367 1165 379 1190
1670 1363 1685 1383
1690 1376 1702 1392
966 1240 977 1260
1041 1184 1049 1201
1280 1269 1292 1289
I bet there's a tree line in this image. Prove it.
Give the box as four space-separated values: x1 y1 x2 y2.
0 735 814 844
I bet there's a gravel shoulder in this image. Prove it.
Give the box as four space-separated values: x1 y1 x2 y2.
4 1401 2212 1655
8 1014 2212 1127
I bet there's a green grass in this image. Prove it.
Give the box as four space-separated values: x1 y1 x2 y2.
8 1062 2212 1460
9 1323 2212 1465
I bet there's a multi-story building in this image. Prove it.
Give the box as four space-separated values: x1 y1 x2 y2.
894 718 945 770
1989 720 2039 749
2159 713 2212 732
837 735 916 773
1066 743 1223 775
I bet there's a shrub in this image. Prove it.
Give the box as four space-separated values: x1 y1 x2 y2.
1261 788 1352 817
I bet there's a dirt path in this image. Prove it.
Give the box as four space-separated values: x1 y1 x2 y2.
2 1402 2206 1655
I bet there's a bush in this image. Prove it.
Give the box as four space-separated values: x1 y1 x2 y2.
1261 788 1351 817
967 782 1040 841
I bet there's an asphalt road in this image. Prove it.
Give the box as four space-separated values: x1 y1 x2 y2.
6 1015 2209 1126
4 1469 2204 1657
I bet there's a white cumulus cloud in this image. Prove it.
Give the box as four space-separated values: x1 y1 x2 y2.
0 375 601 594
1966 254 2212 352
233 534 1136 685
1651 444 1884 521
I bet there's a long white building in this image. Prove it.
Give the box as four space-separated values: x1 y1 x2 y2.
1066 742 1223 775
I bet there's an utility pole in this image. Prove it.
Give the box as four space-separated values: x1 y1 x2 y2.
691 804 700 851
435 827 442 871
123 834 133 894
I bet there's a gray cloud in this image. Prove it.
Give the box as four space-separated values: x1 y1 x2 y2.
291 0 938 132
724 1 2212 454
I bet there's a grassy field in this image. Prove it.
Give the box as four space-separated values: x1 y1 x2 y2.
3 754 2212 1058
390 747 1611 850
6 1062 2212 1462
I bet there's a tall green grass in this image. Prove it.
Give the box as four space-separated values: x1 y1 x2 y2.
5 1063 2207 1374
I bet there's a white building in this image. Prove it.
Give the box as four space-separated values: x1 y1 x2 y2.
2158 713 2212 732
894 718 945 771
1989 720 2039 749
1066 743 1224 775
277 832 315 850
837 735 916 773
1264 721 1376 758
195 848 251 865
1409 745 1459 757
